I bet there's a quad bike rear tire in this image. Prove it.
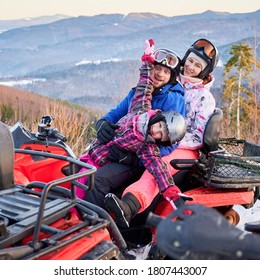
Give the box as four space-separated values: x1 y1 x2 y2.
216 206 240 226
223 209 240 226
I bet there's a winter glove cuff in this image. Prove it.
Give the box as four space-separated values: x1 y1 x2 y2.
95 119 119 144
163 185 193 210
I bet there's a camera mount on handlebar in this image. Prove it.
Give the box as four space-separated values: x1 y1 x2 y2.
41 115 54 127
36 115 67 143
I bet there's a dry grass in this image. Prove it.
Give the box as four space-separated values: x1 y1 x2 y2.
0 85 104 156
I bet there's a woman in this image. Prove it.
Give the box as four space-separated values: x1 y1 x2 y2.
105 38 219 228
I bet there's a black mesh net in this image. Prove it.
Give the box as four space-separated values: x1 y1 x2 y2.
202 138 260 188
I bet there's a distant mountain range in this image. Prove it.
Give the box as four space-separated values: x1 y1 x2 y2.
0 10 259 110
0 14 69 33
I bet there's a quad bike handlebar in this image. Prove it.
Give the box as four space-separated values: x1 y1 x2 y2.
146 204 260 260
36 115 67 142
146 212 163 228
38 127 67 142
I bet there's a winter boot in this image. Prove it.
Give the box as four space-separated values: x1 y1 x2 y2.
104 192 141 228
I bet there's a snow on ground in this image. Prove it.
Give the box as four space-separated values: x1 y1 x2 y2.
234 199 260 231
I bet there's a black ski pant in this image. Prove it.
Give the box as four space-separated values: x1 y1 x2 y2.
85 162 145 209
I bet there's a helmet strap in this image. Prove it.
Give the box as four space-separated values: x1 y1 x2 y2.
155 139 171 146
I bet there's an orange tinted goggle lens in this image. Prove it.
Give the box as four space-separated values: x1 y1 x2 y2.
193 40 216 59
154 51 179 69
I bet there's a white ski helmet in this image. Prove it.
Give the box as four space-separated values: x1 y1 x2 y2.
161 111 186 144
149 111 186 146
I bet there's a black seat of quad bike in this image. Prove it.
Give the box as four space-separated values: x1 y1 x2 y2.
0 121 14 190
200 108 223 155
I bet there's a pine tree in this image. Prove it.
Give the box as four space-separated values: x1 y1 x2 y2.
222 42 260 140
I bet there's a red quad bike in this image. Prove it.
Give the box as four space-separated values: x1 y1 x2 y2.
0 111 259 260
0 118 128 260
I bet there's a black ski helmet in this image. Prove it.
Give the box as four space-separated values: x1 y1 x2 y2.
182 38 219 79
154 48 181 84
149 111 186 146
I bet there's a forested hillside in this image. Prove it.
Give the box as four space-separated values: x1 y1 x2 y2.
0 85 104 156
0 82 259 160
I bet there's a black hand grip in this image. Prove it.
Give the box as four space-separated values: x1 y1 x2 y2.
170 159 198 170
48 128 67 142
146 212 164 228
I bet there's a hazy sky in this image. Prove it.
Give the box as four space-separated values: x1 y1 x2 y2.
1 0 259 20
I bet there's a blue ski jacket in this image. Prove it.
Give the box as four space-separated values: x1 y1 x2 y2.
102 82 185 156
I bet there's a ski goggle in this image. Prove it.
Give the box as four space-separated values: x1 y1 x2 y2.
192 39 217 60
154 49 179 69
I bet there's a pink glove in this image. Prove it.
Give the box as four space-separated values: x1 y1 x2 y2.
163 185 193 210
141 39 155 63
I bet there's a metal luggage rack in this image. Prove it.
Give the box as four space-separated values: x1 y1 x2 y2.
0 150 126 260
202 138 260 188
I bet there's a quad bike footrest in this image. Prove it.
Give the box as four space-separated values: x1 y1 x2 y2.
79 240 125 260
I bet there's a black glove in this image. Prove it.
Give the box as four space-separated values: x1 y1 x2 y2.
96 119 119 144
108 145 139 166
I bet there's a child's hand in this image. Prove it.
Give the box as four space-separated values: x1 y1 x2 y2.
163 185 193 210
142 39 155 63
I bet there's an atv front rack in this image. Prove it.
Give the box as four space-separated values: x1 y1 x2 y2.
0 150 126 260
